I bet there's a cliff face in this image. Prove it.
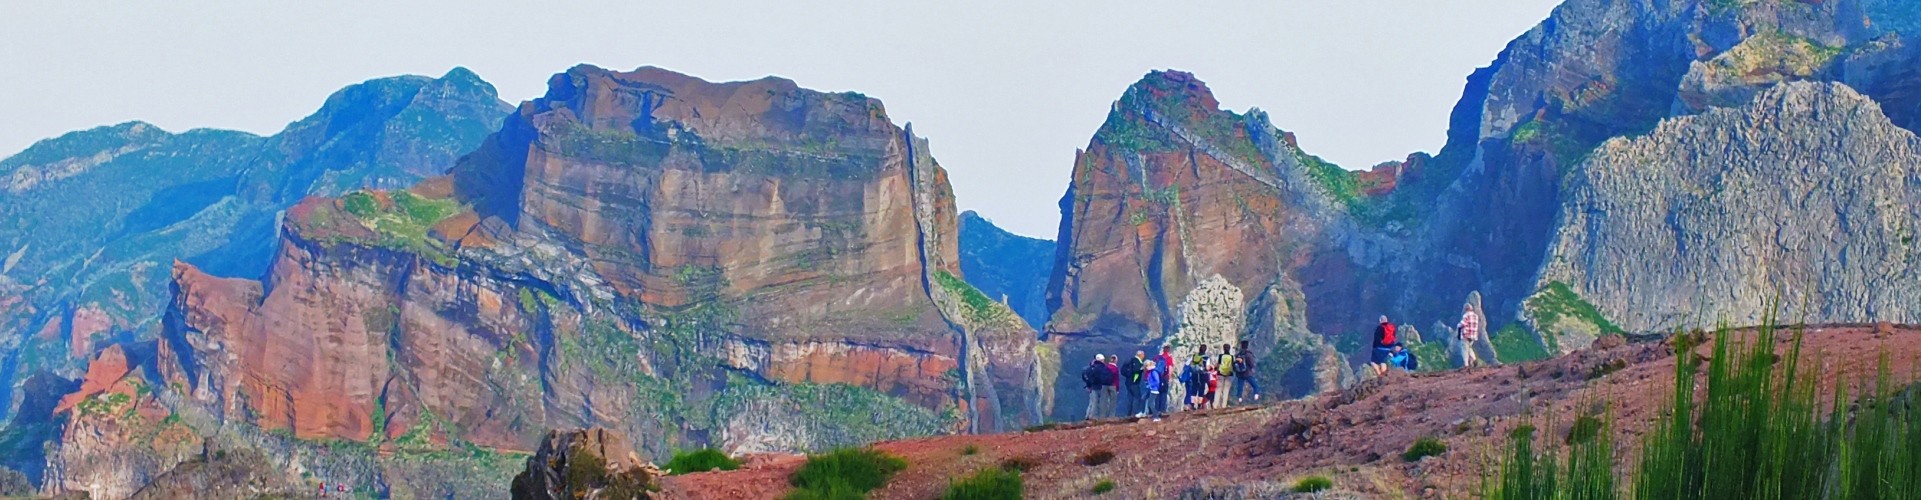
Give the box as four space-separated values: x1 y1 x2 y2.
0 68 511 422
1539 82 1921 338
957 211 1054 330
1399 0 1921 340
55 65 1047 497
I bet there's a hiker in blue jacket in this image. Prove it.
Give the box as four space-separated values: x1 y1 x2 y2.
1143 359 1166 421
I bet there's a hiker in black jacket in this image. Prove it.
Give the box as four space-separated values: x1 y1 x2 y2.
1232 340 1262 404
1120 351 1145 417
1082 355 1115 421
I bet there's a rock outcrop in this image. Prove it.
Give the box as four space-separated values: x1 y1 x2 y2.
510 428 660 500
1539 82 1921 333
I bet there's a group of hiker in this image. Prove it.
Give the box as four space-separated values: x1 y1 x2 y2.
1081 340 1261 422
1081 304 1485 421
1367 304 1483 377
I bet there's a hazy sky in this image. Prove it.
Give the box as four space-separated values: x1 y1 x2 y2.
1 1 1560 238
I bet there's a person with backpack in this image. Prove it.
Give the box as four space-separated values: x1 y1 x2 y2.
1181 345 1208 410
1387 343 1419 372
1082 355 1114 421
1232 340 1261 404
1457 304 1482 368
1142 359 1166 421
1214 343 1235 406
1121 351 1145 417
1371 315 1398 370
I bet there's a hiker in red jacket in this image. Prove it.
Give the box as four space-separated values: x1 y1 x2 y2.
1371 315 1397 369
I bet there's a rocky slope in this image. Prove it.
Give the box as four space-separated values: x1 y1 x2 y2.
956 211 1053 329
0 68 510 423
1539 82 1921 339
664 325 1921 499
25 65 1051 498
510 427 662 499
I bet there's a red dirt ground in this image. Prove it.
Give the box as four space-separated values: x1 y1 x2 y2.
661 325 1921 499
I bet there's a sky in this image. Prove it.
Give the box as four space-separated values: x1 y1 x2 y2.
0 1 1561 238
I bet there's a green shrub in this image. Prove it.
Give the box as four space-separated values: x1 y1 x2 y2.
342 192 379 218
1091 479 1115 494
785 448 907 500
1292 475 1333 493
1402 436 1447 462
664 448 741 475
961 444 980 456
942 466 1022 500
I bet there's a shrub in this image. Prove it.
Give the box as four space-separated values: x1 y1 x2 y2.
942 466 1022 500
785 448 907 500
1091 478 1115 494
1079 448 1114 466
961 444 980 456
1292 475 1333 493
1402 436 1447 462
664 448 741 475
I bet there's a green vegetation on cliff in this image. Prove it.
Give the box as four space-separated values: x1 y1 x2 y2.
935 269 1006 325
1491 323 1551 363
1524 282 1625 349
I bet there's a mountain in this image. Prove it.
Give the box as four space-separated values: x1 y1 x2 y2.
0 68 512 422
25 65 1053 498
1397 0 1921 352
1043 70 1361 420
1038 0 1921 417
956 211 1053 329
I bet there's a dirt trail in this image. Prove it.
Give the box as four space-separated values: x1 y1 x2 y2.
661 325 1921 499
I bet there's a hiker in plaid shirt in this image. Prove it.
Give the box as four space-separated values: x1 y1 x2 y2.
1457 304 1482 368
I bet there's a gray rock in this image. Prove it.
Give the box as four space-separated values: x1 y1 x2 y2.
1540 82 1921 332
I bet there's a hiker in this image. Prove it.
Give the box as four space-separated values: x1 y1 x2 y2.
1122 351 1146 416
1387 343 1417 372
1182 346 1208 410
1157 345 1176 404
1457 304 1482 368
1215 343 1234 407
1105 354 1123 417
1371 315 1398 371
1082 355 1115 421
1143 359 1166 421
1232 340 1261 404
1205 363 1221 409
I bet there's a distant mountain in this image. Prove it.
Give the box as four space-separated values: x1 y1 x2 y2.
957 211 1053 329
0 68 511 420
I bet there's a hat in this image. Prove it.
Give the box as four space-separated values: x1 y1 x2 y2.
1095 354 1106 362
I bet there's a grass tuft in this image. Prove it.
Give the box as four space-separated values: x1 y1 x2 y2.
1402 436 1448 462
1091 478 1115 494
942 466 1022 500
1292 475 1333 493
663 448 740 475
784 448 907 500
